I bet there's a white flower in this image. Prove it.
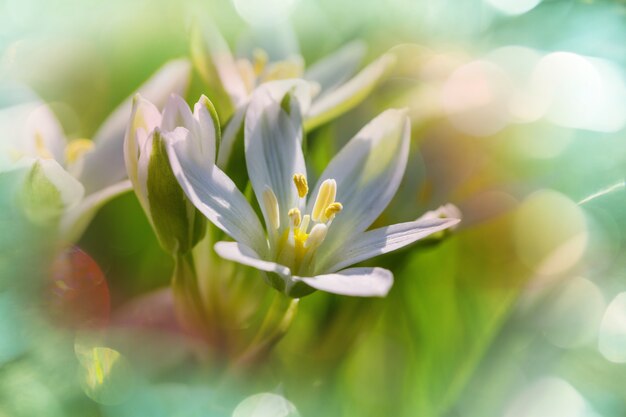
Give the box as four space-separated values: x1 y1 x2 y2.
191 23 396 168
164 88 459 297
124 93 218 254
0 60 192 242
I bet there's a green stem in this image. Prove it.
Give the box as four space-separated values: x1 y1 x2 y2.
233 293 299 368
171 251 211 340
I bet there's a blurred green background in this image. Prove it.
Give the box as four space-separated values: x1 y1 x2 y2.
1 0 626 416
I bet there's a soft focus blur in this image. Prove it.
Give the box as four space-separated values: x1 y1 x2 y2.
1 0 626 416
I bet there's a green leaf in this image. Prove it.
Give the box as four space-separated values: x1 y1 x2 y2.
395 218 524 416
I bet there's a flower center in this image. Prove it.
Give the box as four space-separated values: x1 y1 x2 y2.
235 48 304 94
263 173 343 275
34 131 54 159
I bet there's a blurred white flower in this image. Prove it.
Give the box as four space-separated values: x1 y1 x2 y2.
191 23 396 167
1 59 192 241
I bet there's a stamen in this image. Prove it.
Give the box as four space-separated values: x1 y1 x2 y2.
293 173 308 198
324 202 343 221
262 187 280 230
65 139 94 164
312 179 336 222
288 208 301 228
34 131 53 159
236 59 256 93
252 48 268 76
300 214 310 233
304 223 327 249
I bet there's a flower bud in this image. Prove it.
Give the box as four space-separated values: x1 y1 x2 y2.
19 158 84 226
124 94 219 256
141 128 206 255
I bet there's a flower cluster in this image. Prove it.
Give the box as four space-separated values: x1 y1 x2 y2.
6 24 460 303
126 79 459 297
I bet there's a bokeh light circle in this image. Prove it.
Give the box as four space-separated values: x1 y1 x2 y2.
540 277 605 349
504 377 593 417
514 190 588 278
233 393 299 417
598 292 626 363
485 0 542 16
441 60 511 136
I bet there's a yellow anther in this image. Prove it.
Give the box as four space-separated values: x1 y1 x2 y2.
34 131 53 159
312 179 336 222
324 202 343 221
293 173 308 198
262 58 305 82
288 207 301 228
252 48 269 76
236 59 256 93
304 223 327 249
262 187 280 230
65 138 94 164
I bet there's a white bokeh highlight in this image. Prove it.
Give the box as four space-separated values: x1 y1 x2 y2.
504 377 598 417
514 190 588 278
541 277 605 349
485 0 542 16
598 292 626 363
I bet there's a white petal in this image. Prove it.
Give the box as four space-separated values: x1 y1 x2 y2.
214 241 291 278
305 53 396 131
309 109 411 260
416 203 463 230
166 130 267 255
135 128 155 216
25 104 67 162
0 101 67 167
304 40 366 93
160 94 196 133
123 95 161 212
218 80 313 169
79 59 191 193
322 217 460 273
36 158 85 208
216 102 247 168
193 95 220 165
245 91 306 231
160 95 219 165
159 94 220 186
194 23 249 108
60 180 132 243
255 80 314 119
297 267 393 297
